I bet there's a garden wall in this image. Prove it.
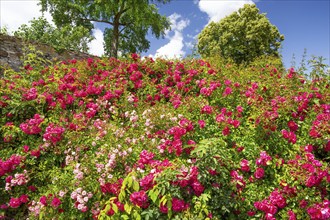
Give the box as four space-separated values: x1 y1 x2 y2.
0 34 98 77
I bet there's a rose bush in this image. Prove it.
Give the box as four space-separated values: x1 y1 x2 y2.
0 53 329 219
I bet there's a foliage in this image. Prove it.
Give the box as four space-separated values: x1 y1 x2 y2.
198 4 284 65
13 17 93 53
39 0 171 58
0 51 329 219
0 26 9 35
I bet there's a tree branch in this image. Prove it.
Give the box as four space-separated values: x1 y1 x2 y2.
82 18 114 26
119 22 134 34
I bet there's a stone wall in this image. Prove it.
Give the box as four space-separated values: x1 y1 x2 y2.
0 34 98 76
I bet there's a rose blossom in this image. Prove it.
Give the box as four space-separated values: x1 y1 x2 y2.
172 197 189 212
51 197 61 208
9 197 21 208
254 167 265 179
240 159 250 172
129 190 149 208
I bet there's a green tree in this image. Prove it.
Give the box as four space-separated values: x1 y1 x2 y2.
198 4 284 64
14 17 93 53
0 25 9 35
39 0 171 58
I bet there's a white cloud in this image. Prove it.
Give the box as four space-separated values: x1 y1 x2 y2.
155 31 185 58
88 28 104 56
185 41 195 49
0 0 104 56
198 0 254 24
153 13 190 59
187 33 198 39
164 13 189 37
0 0 53 33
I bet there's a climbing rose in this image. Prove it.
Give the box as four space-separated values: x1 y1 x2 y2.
130 191 149 208
254 167 265 179
198 120 205 129
40 195 47 206
288 210 297 220
19 195 29 204
9 197 21 208
201 105 213 114
172 198 189 212
288 120 298 132
222 126 230 136
240 159 250 172
51 197 61 208
43 124 65 144
223 87 233 96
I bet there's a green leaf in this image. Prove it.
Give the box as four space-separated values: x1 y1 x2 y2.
121 215 130 220
39 211 43 220
119 191 126 202
150 189 159 203
313 99 320 105
124 203 132 214
133 180 140 191
112 203 118 213
133 210 141 220
127 176 133 188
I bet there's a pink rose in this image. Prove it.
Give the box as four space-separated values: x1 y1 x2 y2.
19 195 29 203
40 195 47 206
9 197 21 208
51 197 61 208
254 167 265 179
240 159 250 172
129 191 149 209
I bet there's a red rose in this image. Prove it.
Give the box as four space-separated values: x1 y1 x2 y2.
9 198 21 208
51 197 61 208
254 167 265 179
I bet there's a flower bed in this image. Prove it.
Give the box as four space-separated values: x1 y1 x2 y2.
0 54 329 219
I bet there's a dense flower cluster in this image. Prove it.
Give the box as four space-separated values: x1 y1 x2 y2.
240 159 250 172
43 123 65 144
0 55 329 219
307 200 330 220
129 190 149 209
8 195 29 208
5 170 29 190
256 151 272 166
0 155 23 177
281 129 297 144
254 189 287 219
173 166 205 196
100 179 122 195
19 114 43 135
137 150 155 168
254 167 265 179
230 170 246 191
309 105 330 139
22 88 38 101
172 197 190 212
71 188 93 212
139 173 155 191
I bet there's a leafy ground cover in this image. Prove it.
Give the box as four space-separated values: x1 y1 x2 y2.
0 53 329 219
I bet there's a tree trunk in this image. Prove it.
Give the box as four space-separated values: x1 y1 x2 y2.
111 21 119 58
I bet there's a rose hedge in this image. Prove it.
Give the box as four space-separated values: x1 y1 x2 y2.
0 53 329 220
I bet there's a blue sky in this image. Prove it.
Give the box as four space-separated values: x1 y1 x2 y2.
1 0 329 69
257 0 330 68
143 0 330 68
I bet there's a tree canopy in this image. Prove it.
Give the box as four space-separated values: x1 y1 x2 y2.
14 17 93 53
198 4 284 64
39 0 171 58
